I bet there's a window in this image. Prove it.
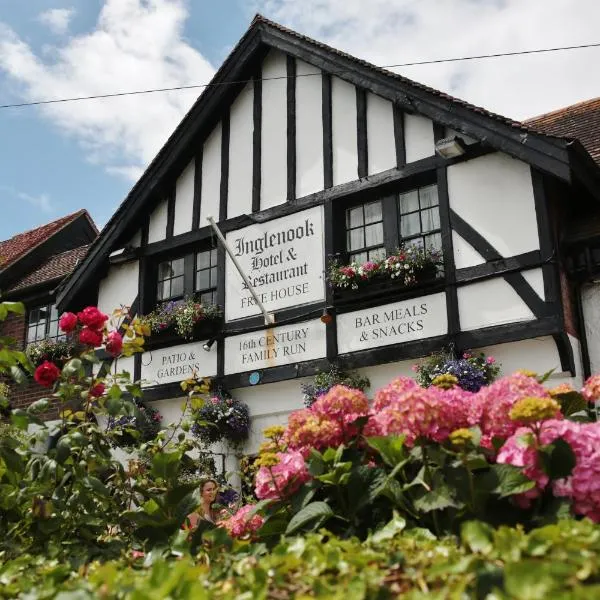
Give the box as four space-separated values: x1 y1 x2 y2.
346 200 385 263
27 304 63 343
343 183 442 260
157 257 185 301
398 184 441 252
195 248 218 305
155 247 218 306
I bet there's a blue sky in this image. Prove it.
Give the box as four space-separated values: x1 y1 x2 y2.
1 0 600 241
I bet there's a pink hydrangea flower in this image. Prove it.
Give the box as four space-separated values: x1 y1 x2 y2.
372 377 419 412
498 419 600 521
311 385 369 429
475 373 553 448
219 504 264 538
582 375 600 403
255 450 311 500
285 408 342 454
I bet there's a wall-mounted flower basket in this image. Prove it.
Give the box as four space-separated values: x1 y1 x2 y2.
25 338 79 369
328 246 443 306
141 298 223 349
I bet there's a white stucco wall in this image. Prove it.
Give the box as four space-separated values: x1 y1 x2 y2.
366 92 396 175
97 261 139 316
199 122 222 225
261 50 288 210
173 160 195 236
582 282 600 374
296 59 324 198
228 80 254 218
404 113 434 162
452 231 485 269
448 153 539 257
458 278 535 331
147 199 168 244
332 76 358 186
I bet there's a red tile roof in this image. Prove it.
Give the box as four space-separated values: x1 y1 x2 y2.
0 210 89 272
525 97 600 166
7 245 90 293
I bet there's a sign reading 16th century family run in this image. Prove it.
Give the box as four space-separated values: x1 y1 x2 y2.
225 206 325 321
224 320 327 375
337 292 448 354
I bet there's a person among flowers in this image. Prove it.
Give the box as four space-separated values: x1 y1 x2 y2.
185 478 220 528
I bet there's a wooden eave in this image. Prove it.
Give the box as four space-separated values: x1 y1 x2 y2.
56 15 600 311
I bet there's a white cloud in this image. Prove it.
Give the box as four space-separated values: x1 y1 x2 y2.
0 0 215 180
38 8 75 35
0 185 55 213
256 0 600 120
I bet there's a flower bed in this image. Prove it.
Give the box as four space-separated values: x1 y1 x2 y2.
141 298 222 341
328 245 442 291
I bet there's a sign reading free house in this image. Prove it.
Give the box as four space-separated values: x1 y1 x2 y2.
141 342 217 387
225 206 325 321
225 319 326 375
337 292 448 354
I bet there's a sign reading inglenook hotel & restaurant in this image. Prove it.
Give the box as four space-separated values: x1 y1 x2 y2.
225 206 325 321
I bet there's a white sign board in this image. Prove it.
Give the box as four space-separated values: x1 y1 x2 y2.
225 206 325 321
141 341 217 387
225 319 327 375
337 292 448 354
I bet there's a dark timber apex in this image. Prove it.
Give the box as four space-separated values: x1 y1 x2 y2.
56 14 600 311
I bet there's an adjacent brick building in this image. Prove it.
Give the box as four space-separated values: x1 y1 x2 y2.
0 210 98 413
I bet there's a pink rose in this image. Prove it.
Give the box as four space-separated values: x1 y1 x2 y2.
34 361 61 388
77 306 108 331
59 312 78 333
79 327 104 347
105 331 123 357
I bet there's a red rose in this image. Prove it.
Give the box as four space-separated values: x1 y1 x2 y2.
59 312 78 333
79 327 104 347
105 331 123 357
34 361 61 388
90 382 105 397
77 306 108 331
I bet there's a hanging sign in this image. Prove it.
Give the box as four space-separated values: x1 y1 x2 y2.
225 206 325 321
337 292 448 354
140 341 217 387
224 319 326 375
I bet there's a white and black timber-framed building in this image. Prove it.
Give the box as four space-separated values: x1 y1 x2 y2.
56 16 600 454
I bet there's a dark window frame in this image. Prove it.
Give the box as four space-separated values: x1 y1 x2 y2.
27 303 64 344
336 176 442 263
152 243 218 309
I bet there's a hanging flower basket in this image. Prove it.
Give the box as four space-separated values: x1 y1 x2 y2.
26 338 79 369
106 399 162 448
191 391 250 449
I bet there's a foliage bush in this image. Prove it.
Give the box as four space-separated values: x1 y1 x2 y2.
3 299 600 599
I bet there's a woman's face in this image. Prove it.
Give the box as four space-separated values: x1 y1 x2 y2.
201 481 218 503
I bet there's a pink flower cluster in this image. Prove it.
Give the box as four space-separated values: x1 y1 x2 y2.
498 419 600 521
219 504 265 538
582 375 600 403
476 373 552 447
285 385 370 454
365 377 479 445
255 450 311 500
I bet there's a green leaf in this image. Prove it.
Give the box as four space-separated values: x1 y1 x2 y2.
461 520 494 555
369 512 406 544
83 476 109 497
152 451 182 481
285 501 334 535
365 435 407 467
413 484 463 513
492 463 536 498
10 365 27 385
504 560 571 600
555 391 588 418
27 399 50 414
1 302 25 316
10 410 30 430
539 438 576 480
62 358 83 377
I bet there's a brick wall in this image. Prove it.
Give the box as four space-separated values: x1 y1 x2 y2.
0 312 58 420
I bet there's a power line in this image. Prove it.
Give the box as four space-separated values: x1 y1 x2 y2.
1 41 599 109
